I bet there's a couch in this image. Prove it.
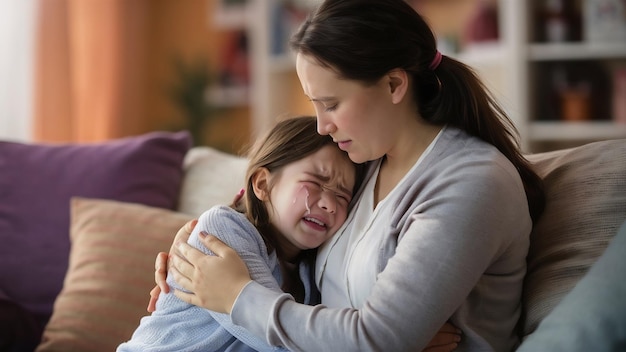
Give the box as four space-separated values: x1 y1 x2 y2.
0 131 624 351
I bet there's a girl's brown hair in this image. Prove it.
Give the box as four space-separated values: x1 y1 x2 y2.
241 115 363 256
240 115 363 302
290 0 545 223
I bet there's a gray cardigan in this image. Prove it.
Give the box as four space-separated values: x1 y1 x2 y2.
230 127 532 351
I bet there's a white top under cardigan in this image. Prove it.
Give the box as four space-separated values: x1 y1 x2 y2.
319 128 441 309
230 126 532 351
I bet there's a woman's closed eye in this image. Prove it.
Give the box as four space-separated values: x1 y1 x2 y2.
324 104 337 112
308 98 337 112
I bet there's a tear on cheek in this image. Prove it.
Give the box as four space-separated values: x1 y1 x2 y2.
293 185 312 215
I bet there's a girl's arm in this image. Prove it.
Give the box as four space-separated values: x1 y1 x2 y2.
183 207 287 351
148 188 245 312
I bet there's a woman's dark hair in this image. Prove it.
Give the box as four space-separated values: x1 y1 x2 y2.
290 0 544 223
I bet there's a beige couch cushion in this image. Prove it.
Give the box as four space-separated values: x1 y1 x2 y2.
177 146 248 217
37 198 193 352
522 139 626 337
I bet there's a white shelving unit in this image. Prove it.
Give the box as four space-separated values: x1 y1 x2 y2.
454 0 626 152
245 0 317 139
451 0 530 149
529 121 626 142
241 0 626 150
529 42 626 61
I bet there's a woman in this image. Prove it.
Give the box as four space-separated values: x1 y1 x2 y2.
155 0 545 350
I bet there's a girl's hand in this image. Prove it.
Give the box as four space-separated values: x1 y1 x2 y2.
230 188 245 210
146 219 197 312
171 232 252 314
422 322 461 351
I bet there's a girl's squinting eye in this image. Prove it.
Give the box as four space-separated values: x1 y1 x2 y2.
324 104 337 112
303 180 321 188
337 193 351 203
328 187 351 203
303 179 350 203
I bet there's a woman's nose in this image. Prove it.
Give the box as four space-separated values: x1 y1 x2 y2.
316 115 336 136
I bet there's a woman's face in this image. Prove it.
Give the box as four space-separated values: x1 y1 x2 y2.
264 145 356 259
295 53 400 164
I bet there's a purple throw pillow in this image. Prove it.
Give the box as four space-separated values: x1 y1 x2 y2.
0 296 43 352
0 131 191 323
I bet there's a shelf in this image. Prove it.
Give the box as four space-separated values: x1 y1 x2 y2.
268 53 296 72
455 42 505 66
529 42 626 61
529 121 626 141
205 85 249 108
212 3 251 29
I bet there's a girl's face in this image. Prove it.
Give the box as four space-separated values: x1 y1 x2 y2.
262 145 355 260
295 53 401 164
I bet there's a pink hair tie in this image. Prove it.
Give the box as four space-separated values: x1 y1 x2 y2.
429 50 442 70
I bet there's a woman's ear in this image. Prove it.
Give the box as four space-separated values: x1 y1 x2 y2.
251 168 271 201
387 68 409 104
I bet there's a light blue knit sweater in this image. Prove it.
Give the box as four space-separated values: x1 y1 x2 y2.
117 206 316 352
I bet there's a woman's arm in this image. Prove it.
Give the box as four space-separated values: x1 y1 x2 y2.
166 224 461 352
174 232 469 351
170 160 528 351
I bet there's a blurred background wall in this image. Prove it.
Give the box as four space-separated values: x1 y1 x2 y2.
1 0 625 154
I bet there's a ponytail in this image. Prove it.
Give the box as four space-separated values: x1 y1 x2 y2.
418 56 545 223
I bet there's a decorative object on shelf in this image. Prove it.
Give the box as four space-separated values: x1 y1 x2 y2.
614 67 626 123
549 66 592 121
270 0 309 57
560 84 591 121
539 62 611 122
583 0 626 42
545 0 568 42
463 0 499 46
539 0 582 42
207 29 250 108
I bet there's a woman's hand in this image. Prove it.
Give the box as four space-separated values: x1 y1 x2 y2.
147 219 197 312
171 232 252 314
148 190 247 312
422 322 461 351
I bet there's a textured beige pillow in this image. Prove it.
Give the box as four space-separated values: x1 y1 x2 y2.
177 146 248 217
522 139 626 338
37 198 193 352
